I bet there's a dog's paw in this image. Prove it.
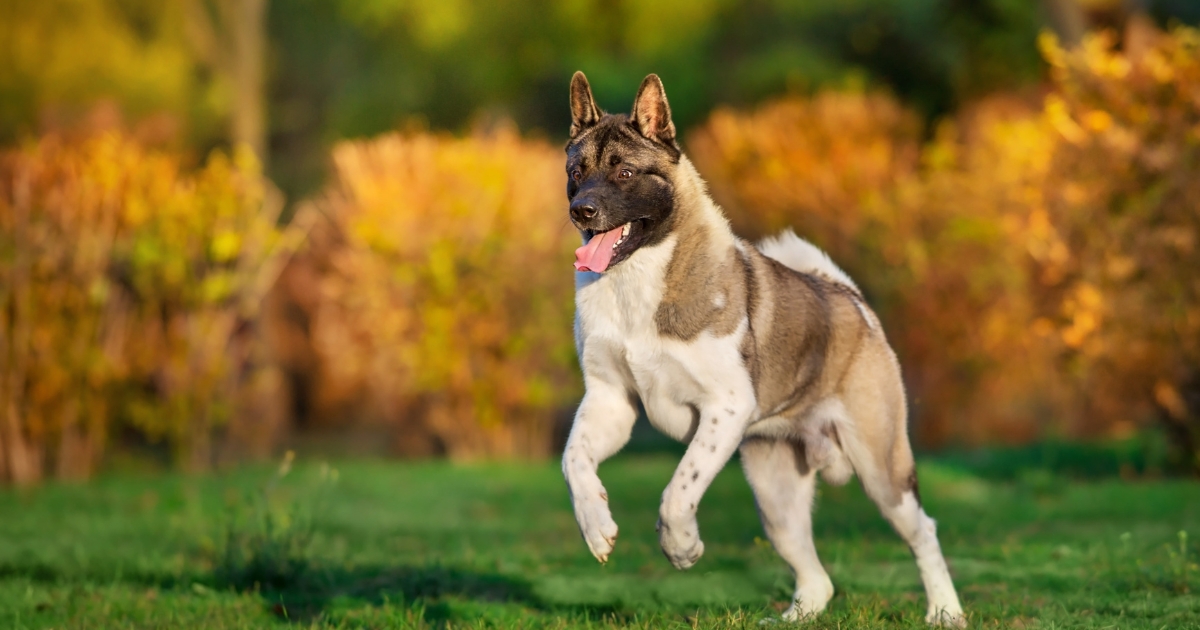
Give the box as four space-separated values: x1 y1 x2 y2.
656 517 704 570
925 608 966 629
573 495 619 563
781 579 834 622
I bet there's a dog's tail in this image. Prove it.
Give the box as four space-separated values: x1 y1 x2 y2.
756 229 859 293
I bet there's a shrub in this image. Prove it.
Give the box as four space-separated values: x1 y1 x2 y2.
692 90 1062 446
302 125 579 459
0 133 299 484
690 90 922 257
691 24 1200 467
1039 26 1200 472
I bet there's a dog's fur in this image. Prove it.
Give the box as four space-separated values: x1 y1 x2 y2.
560 72 965 627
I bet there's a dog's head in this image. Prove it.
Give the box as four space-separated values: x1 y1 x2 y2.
566 72 682 273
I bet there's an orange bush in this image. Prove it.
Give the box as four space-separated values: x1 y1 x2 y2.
692 24 1200 465
692 91 1063 446
303 126 579 459
0 133 299 483
1039 26 1200 471
690 91 922 258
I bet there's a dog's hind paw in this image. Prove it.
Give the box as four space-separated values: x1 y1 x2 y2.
925 608 966 628
780 582 833 623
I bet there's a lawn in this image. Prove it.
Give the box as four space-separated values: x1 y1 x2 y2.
1 449 1198 629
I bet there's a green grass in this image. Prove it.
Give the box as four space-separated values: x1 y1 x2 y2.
1 453 1198 629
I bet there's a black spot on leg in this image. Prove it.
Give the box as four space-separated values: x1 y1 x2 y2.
709 445 716 453
908 469 922 505
682 484 688 490
690 503 696 510
691 471 698 481
712 418 719 426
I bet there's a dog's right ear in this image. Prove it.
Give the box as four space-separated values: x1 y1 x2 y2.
569 71 602 139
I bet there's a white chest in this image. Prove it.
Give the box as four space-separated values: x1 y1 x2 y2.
575 240 753 441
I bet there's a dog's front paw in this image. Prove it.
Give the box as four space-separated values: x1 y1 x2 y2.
656 517 704 570
573 495 619 564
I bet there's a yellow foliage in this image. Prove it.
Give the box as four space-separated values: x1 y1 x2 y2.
304 126 578 459
692 24 1200 459
0 133 298 483
1040 24 1200 468
690 90 921 255
0 0 208 138
693 92 1062 445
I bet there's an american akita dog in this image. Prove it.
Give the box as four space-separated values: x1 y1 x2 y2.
560 71 966 627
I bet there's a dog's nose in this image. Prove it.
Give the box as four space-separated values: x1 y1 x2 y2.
570 202 598 222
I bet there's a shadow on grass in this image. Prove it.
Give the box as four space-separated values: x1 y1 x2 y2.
215 562 630 625
0 559 629 625
0 560 189 590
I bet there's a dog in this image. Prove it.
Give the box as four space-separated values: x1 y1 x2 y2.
560 71 966 627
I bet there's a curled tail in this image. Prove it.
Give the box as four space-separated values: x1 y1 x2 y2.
756 229 859 293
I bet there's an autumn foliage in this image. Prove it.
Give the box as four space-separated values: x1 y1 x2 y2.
0 134 300 484
692 24 1200 470
293 126 579 459
3 24 1200 483
1039 26 1200 471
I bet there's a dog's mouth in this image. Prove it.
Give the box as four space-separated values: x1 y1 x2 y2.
574 219 649 273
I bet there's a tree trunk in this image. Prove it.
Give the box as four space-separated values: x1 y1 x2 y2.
1042 0 1087 48
185 0 269 163
229 0 268 163
3 397 42 486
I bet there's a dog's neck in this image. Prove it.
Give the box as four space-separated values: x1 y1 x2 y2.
669 156 738 251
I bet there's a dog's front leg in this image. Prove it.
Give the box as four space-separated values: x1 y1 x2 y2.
562 378 637 564
657 394 754 570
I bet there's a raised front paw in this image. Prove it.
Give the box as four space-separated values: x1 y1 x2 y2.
656 517 705 570
573 494 619 564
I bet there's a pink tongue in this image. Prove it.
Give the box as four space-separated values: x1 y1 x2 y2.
574 225 626 273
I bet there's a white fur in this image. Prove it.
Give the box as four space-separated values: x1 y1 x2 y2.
740 439 833 620
757 229 878 330
565 173 758 571
562 159 963 628
757 228 859 292
880 492 965 625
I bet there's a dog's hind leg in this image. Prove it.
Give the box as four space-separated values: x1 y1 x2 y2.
740 437 834 621
837 385 965 628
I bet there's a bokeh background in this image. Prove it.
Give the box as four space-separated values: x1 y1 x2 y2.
3 0 1200 485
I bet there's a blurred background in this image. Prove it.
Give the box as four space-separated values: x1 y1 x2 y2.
2 0 1200 485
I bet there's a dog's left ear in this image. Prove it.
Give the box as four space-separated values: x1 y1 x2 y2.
631 74 676 146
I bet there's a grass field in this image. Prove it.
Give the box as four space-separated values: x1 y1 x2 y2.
1 449 1198 629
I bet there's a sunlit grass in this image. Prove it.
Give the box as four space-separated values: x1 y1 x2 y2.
0 452 1197 628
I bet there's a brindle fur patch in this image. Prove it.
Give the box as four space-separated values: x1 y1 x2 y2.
654 221 746 340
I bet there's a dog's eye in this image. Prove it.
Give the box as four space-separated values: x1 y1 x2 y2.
618 169 633 180
571 168 582 182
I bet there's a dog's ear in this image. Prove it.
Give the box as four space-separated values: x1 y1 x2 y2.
569 71 602 138
631 74 676 146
